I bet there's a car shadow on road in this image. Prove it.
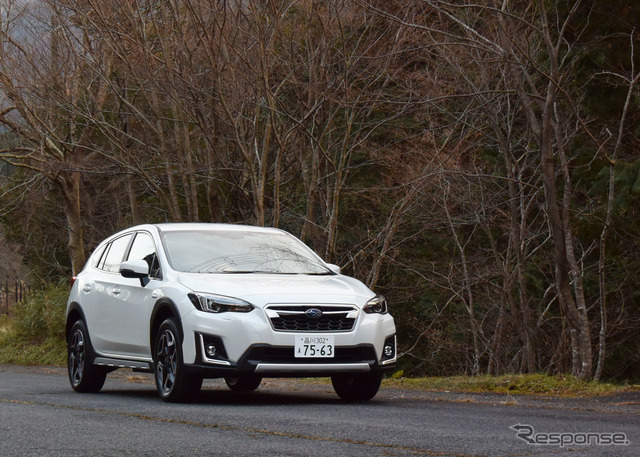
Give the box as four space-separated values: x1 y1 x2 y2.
99 387 377 406
195 389 347 405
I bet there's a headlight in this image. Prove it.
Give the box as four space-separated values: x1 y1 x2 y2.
363 295 388 314
188 293 255 313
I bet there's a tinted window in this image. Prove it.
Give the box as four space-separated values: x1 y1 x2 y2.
127 232 161 278
102 234 133 273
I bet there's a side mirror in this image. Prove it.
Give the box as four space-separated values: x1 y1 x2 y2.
120 259 150 287
326 263 341 275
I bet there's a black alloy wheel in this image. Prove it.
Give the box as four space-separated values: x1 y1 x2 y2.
154 318 202 402
67 320 107 393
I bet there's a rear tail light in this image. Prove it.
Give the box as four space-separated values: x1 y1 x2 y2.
71 276 77 288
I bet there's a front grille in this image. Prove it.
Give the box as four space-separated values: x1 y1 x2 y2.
266 305 358 332
271 315 355 331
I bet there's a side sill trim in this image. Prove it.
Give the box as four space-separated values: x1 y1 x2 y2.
254 363 370 374
94 357 152 371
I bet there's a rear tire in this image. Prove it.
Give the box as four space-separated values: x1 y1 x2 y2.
154 318 202 402
331 372 382 402
224 375 262 392
67 320 107 393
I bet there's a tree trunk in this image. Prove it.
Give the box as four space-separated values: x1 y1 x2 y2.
496 6 592 377
444 186 480 375
58 172 86 275
504 146 537 373
300 141 320 248
128 178 139 225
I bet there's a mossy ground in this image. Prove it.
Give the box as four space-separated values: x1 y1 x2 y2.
300 372 638 397
383 373 639 397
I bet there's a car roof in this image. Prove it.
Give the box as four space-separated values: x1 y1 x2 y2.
98 223 289 248
153 223 285 234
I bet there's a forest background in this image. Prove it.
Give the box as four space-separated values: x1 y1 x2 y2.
1 0 639 381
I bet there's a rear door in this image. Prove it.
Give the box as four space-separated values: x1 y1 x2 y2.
86 233 134 356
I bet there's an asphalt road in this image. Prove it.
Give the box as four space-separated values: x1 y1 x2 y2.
0 365 638 456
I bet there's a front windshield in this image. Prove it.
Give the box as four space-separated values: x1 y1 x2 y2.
161 229 331 274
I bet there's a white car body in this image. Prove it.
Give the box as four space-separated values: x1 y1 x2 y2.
66 223 396 401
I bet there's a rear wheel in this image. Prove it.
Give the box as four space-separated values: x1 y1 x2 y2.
67 320 107 393
331 372 382 402
224 375 262 392
154 318 202 402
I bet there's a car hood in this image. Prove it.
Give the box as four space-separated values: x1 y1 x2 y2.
176 273 375 308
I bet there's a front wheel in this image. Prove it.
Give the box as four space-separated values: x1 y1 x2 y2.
67 320 107 393
224 375 262 392
331 372 382 402
154 318 202 402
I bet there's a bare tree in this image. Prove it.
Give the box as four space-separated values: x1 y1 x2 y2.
360 0 640 378
0 0 114 274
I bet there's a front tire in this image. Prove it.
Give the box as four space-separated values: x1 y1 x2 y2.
67 320 107 393
224 375 262 392
154 318 202 402
331 372 382 402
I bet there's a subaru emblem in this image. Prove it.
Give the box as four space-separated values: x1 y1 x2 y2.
305 308 323 318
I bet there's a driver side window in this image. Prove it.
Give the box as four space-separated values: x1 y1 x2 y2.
127 232 161 279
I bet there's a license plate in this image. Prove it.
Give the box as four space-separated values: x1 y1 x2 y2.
294 336 335 358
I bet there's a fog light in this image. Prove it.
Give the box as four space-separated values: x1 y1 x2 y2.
205 343 218 358
384 344 394 358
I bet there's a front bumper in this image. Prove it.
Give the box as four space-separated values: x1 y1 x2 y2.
180 304 397 372
185 342 396 378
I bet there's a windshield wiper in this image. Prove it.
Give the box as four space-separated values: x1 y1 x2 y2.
219 270 280 274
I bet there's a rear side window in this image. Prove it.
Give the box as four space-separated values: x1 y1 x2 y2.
91 244 108 268
101 234 133 273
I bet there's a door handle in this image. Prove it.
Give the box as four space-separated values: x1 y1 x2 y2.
112 288 121 296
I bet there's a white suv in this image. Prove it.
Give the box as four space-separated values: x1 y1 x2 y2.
66 223 396 402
